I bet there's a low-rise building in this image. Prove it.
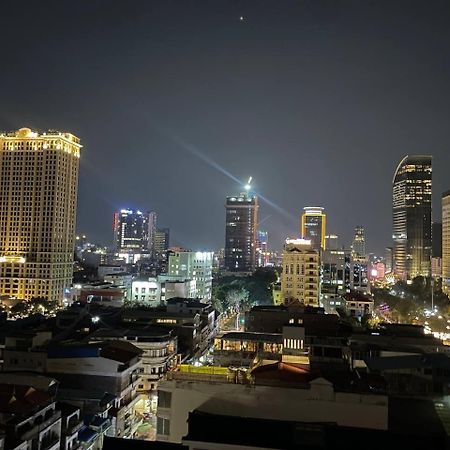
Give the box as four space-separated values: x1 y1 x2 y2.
89 327 179 391
157 365 388 443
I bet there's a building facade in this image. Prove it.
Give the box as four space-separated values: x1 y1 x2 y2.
155 228 170 256
392 155 432 281
224 192 258 272
0 128 81 303
113 209 157 257
168 251 213 300
442 192 450 293
352 226 365 257
301 207 326 251
255 230 269 267
280 239 319 306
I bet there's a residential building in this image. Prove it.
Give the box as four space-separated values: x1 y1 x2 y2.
0 373 63 450
0 128 81 303
3 336 143 440
280 239 319 306
392 155 432 280
224 191 258 272
352 226 366 257
342 291 374 320
89 327 179 392
301 207 326 251
443 191 450 294
113 209 157 258
168 251 213 300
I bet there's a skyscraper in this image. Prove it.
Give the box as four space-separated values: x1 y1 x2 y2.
432 222 442 258
352 226 366 257
224 186 258 272
392 155 432 280
113 209 157 257
154 228 170 256
256 230 269 267
280 238 319 306
301 207 326 251
442 192 450 293
0 128 81 303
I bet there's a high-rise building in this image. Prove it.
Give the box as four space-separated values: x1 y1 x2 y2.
385 247 393 273
301 207 326 251
256 230 269 267
442 192 450 293
325 234 339 251
280 238 319 306
168 250 213 299
155 228 170 255
432 222 442 258
352 226 366 257
113 209 157 256
0 128 81 303
224 187 258 272
392 155 432 281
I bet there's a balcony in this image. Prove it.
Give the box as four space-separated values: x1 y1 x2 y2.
40 432 60 450
19 410 61 441
63 417 83 435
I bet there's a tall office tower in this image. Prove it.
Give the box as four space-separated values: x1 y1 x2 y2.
280 238 319 306
224 186 258 272
325 234 339 251
168 250 213 300
392 155 432 280
352 226 366 257
255 230 269 267
301 207 326 251
385 247 393 273
432 222 442 258
0 128 81 303
113 209 157 256
154 228 170 255
442 192 450 293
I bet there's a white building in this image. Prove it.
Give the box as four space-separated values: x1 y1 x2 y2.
157 369 388 443
131 276 196 306
168 251 213 300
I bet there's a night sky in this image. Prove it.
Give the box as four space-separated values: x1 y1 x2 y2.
1 1 450 254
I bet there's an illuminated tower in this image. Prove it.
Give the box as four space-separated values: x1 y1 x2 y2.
224 178 258 272
352 226 366 257
256 230 269 267
392 155 432 280
113 209 157 255
301 207 326 251
0 127 81 303
442 192 450 293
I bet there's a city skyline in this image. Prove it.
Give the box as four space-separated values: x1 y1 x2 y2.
2 2 450 254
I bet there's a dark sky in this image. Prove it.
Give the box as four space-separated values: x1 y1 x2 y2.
1 0 450 254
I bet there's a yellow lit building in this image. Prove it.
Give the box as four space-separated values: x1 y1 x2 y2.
0 128 81 303
301 207 326 251
280 238 319 306
443 191 450 294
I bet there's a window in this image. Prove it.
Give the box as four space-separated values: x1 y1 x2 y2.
157 417 170 435
158 390 172 408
